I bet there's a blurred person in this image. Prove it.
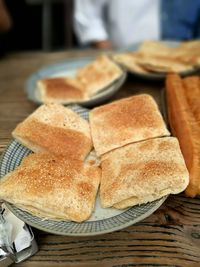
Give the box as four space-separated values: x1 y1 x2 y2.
73 0 200 49
0 0 12 33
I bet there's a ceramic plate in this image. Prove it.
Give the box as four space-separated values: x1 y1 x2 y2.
118 41 200 80
0 105 167 236
25 56 127 108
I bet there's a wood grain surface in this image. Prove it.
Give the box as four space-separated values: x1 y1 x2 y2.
0 50 200 267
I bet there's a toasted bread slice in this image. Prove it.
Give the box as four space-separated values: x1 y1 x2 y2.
0 153 100 222
76 55 123 97
36 77 87 104
12 103 92 160
89 94 170 156
100 137 189 209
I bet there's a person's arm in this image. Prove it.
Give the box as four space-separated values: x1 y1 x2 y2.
73 0 112 48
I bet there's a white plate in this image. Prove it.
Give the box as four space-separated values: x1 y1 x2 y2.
25 57 127 108
0 105 167 236
118 41 200 80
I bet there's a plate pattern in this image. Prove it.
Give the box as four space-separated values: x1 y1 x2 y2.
0 105 167 236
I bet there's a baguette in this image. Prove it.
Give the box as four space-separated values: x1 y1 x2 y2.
165 73 200 197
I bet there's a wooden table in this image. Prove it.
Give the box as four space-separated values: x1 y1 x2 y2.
0 50 200 267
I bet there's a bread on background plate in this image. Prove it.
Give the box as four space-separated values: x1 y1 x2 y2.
76 55 123 97
36 77 87 104
112 53 149 74
36 55 124 104
112 40 200 75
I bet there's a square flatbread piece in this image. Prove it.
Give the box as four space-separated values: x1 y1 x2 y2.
12 103 92 160
76 55 123 97
36 77 86 104
100 137 189 209
89 94 170 156
0 153 101 222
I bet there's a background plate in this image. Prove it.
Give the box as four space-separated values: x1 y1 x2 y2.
26 56 127 108
119 40 200 80
0 105 167 236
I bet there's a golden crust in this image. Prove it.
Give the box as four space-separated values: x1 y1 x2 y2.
76 55 123 97
0 153 101 222
166 73 200 197
100 137 189 208
12 103 92 160
36 77 86 104
89 94 170 156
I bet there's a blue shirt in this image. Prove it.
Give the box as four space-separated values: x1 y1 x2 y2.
161 0 200 40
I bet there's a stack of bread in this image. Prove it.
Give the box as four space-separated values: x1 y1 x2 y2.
0 94 189 222
0 104 100 222
36 55 123 104
89 95 189 209
112 40 200 74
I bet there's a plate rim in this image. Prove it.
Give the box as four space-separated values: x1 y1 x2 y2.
4 194 167 236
